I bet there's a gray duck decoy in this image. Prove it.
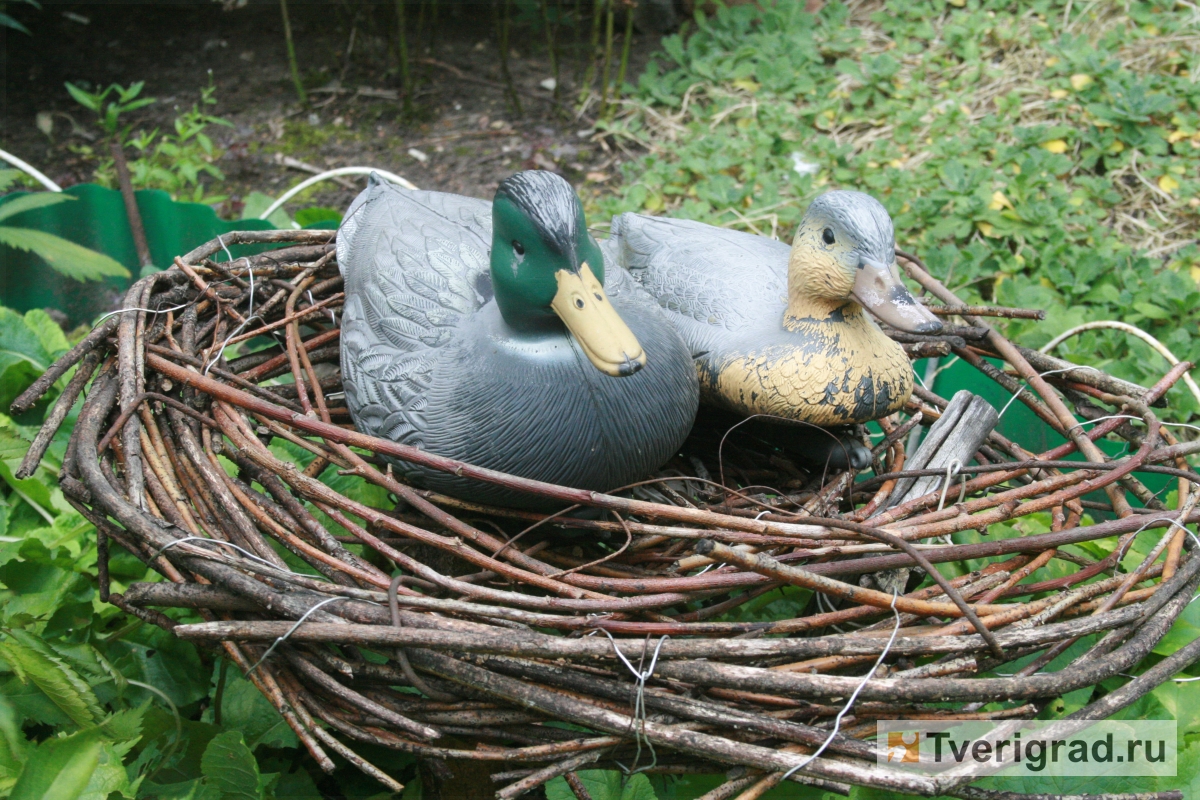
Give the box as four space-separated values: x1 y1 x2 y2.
606 190 942 471
337 171 699 509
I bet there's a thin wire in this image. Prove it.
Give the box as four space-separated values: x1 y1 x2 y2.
780 589 901 782
600 630 669 775
308 289 336 324
204 239 257 374
996 366 1084 421
94 302 193 325
149 536 289 572
1068 416 1200 437
245 596 344 677
936 458 964 512
1114 516 1199 568
1039 319 1200 407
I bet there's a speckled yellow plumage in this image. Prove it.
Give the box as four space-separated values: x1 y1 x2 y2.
711 305 913 425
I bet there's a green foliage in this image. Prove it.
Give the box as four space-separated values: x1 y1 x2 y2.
592 0 1200 418
239 193 294 231
67 77 232 206
546 770 657 800
0 0 40 36
0 194 130 283
65 82 157 139
293 207 342 228
198 732 268 800
0 308 332 800
8 728 103 800
119 80 232 205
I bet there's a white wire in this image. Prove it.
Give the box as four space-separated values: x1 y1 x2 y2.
600 630 670 774
258 167 417 222
1113 515 1193 566
997 366 1086 421
1068 416 1200 436
780 589 901 781
245 596 345 677
0 147 62 192
936 459 964 512
202 236 260 375
308 289 336 324
149 536 289 572
94 302 193 325
1040 320 1200 408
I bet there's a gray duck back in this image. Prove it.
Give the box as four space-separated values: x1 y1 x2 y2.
339 179 699 509
607 213 794 361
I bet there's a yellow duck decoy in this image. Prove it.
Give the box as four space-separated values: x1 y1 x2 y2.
607 190 942 468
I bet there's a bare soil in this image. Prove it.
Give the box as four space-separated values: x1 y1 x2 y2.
2 1 660 217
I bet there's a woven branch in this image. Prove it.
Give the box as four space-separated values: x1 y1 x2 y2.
18 229 1200 800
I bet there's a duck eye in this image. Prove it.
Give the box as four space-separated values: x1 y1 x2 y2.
513 240 525 256
822 228 836 245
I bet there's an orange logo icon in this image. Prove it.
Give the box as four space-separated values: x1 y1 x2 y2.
886 731 921 763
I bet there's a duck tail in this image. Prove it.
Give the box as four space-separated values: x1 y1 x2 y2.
335 173 390 279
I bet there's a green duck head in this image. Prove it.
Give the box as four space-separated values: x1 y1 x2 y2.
490 170 646 377
788 190 942 334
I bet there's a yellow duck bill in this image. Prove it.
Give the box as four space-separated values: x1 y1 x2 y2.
551 263 647 377
852 257 943 334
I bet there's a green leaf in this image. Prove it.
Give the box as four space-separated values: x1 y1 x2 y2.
0 227 130 281
239 192 292 230
1157 741 1200 793
0 427 30 462
109 626 208 708
142 778 222 800
547 770 658 800
200 731 261 800
0 460 57 525
8 729 102 800
0 632 103 727
1152 590 1200 658
0 694 29 790
0 170 23 192
64 83 102 113
0 305 51 374
203 673 295 751
293 207 342 227
23 309 69 359
78 742 134 800
0 193 75 224
0 13 31 35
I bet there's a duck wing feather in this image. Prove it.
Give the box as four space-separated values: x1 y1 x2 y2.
608 213 792 354
338 179 492 446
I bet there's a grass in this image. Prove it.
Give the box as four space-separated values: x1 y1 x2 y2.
589 0 1200 419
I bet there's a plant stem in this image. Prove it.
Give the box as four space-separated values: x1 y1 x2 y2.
279 0 309 108
11 486 55 526
496 0 522 116
395 0 413 115
213 657 228 727
615 0 635 106
599 1 615 117
110 139 153 269
582 0 604 96
540 0 559 104
429 0 440 58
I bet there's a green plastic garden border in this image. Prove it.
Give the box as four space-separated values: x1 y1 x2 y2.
0 183 276 323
